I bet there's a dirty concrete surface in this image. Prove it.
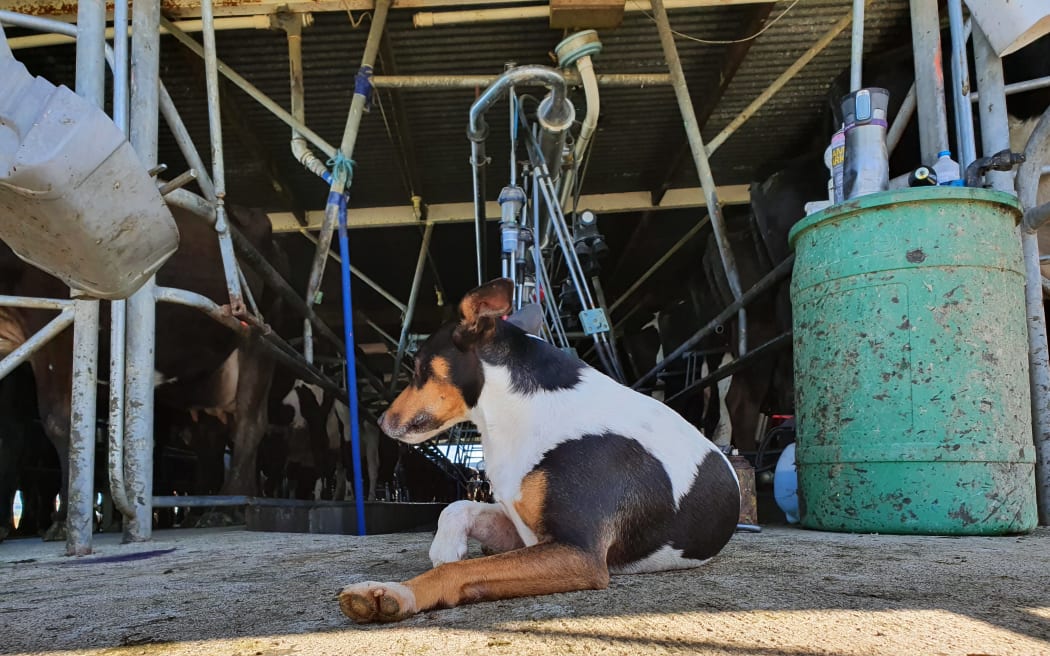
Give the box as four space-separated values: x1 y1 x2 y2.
1 525 1048 656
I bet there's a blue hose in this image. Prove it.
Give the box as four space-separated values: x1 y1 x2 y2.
334 188 367 535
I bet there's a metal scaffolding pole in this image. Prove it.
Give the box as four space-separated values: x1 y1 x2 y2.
909 0 950 166
159 81 217 200
108 0 135 524
160 16 336 160
633 256 794 390
947 0 976 170
1019 110 1050 526
0 307 75 381
123 0 162 543
849 0 864 91
705 3 862 156
651 0 747 355
389 222 435 394
201 0 246 316
66 0 105 557
608 216 709 315
302 0 391 363
974 23 1050 526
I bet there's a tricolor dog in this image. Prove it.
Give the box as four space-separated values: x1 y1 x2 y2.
339 279 739 623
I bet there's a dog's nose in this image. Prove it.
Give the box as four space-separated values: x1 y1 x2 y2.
378 411 394 434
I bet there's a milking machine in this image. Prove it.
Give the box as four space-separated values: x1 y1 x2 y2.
466 31 625 382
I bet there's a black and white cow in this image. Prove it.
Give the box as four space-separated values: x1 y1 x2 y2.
270 380 381 502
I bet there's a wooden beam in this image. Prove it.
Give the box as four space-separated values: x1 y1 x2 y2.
550 0 626 29
268 184 751 232
0 0 773 20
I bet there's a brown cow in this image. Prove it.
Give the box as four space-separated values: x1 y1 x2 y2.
0 204 285 537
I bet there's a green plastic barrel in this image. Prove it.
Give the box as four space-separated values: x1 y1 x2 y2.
788 187 1037 535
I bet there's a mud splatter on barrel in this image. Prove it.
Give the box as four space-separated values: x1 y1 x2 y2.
788 187 1037 535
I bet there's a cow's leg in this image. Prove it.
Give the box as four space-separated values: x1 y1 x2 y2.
428 500 524 567
341 542 608 623
0 473 13 542
29 336 73 542
0 419 22 543
725 358 775 452
365 428 379 502
711 353 734 448
222 339 274 496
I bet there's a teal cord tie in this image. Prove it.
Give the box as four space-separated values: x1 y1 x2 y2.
327 151 356 186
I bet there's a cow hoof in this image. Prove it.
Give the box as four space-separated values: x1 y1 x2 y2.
42 522 66 542
339 581 417 624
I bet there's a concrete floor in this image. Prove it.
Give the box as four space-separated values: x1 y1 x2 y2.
1 524 1049 656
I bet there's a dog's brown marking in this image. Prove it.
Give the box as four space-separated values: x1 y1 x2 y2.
514 470 548 538
386 355 468 429
405 542 610 615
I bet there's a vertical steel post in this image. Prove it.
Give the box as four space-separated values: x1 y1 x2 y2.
850 0 864 91
108 0 134 523
303 0 391 362
389 222 435 394
973 26 1013 193
650 0 747 355
974 23 1050 525
909 0 951 166
1018 112 1050 526
113 0 130 134
1021 205 1050 527
947 0 976 169
124 0 162 543
67 0 106 557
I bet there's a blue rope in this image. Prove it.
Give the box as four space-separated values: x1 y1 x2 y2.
327 151 356 187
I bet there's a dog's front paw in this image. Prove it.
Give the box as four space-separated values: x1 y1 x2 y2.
339 581 418 623
429 533 468 567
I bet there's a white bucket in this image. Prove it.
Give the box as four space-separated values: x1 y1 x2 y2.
0 50 179 299
965 0 1050 57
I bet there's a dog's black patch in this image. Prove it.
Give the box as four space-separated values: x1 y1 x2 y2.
670 451 739 559
531 434 675 567
478 321 585 394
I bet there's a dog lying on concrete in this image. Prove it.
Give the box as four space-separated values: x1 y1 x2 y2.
339 279 739 623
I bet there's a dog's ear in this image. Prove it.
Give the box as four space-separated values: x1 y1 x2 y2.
454 278 514 348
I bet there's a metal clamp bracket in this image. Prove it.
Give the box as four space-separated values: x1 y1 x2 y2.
578 307 610 336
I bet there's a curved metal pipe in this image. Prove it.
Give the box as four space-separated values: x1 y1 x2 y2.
559 53 599 209
285 17 330 181
468 65 573 282
1019 107 1050 226
468 65 572 142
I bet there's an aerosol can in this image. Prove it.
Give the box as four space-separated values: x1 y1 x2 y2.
826 127 845 204
840 87 890 200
